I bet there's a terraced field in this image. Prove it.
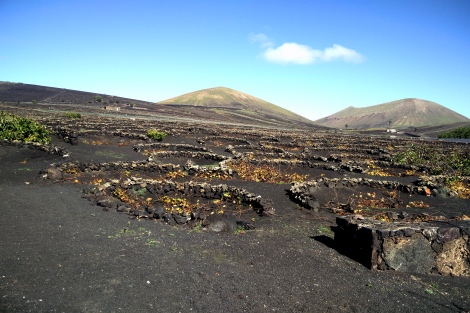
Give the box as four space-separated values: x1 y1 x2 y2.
1 104 469 312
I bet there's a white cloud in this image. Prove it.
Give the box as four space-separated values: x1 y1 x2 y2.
321 44 364 63
264 43 321 64
250 33 364 65
249 32 273 48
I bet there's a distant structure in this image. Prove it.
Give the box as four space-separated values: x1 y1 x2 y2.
104 105 120 112
387 128 397 133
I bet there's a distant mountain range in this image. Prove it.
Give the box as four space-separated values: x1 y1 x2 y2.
0 82 320 129
314 98 469 129
2 82 468 131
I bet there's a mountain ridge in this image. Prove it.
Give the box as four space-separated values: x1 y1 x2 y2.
315 98 469 129
0 81 152 106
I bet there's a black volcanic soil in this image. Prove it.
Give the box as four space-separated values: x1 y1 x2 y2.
1 108 470 312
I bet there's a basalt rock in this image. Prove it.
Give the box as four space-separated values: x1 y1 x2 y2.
41 167 64 180
335 215 470 276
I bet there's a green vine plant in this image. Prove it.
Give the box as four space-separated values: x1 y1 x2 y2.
0 111 51 144
392 143 470 176
65 112 82 119
391 143 470 198
147 129 168 141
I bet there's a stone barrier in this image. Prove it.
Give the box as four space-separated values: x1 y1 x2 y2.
289 176 470 211
147 151 227 162
0 139 69 157
133 142 211 153
334 215 470 276
84 177 275 228
57 160 232 176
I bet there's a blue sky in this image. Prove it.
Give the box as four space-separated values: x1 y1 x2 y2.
1 0 469 121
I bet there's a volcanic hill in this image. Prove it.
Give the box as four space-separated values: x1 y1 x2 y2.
157 86 315 128
0 82 321 129
315 98 469 129
0 81 151 106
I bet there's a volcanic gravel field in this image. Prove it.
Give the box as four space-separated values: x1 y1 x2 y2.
1 107 470 312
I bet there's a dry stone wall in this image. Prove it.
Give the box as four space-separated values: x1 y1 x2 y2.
82 176 275 230
335 215 470 276
0 139 69 157
290 176 470 211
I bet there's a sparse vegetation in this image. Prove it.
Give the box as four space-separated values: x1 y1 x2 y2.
192 222 203 232
445 177 470 199
158 195 193 214
227 159 308 183
366 161 393 177
130 187 147 197
234 224 245 234
392 143 470 198
392 143 470 176
348 190 402 213
3 82 470 310
165 169 187 179
0 111 51 144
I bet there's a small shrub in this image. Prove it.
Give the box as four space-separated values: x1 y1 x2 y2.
93 95 103 103
65 112 81 119
130 187 147 197
147 129 167 141
113 187 134 204
234 225 245 234
0 111 51 144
